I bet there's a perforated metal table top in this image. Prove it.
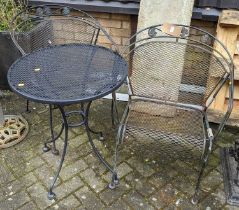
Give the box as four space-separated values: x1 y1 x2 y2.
8 43 128 105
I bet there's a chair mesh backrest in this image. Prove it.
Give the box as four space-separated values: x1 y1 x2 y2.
125 25 232 106
11 5 105 55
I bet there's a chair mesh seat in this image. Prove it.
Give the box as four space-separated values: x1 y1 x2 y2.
124 101 206 160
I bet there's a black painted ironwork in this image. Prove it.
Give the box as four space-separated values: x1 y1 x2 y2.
111 24 234 204
10 4 119 117
8 43 128 200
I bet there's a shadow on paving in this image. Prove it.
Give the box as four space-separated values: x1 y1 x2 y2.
0 90 238 209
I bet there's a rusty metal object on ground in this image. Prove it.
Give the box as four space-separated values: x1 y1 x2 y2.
0 115 29 149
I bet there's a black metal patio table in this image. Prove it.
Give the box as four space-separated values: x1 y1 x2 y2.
7 43 128 200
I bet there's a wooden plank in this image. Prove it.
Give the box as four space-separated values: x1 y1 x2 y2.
213 83 228 111
219 10 239 27
235 40 239 55
225 80 239 99
234 54 239 80
214 25 238 58
208 108 239 127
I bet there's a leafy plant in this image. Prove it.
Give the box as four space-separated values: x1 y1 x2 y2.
0 0 28 31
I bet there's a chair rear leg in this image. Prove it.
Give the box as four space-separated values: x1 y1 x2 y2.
191 154 209 204
111 92 119 126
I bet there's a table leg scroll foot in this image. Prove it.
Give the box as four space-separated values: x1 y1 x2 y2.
48 191 56 200
109 173 119 189
43 145 51 153
191 195 198 205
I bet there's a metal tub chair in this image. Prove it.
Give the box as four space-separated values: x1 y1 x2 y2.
10 4 119 152
110 24 234 204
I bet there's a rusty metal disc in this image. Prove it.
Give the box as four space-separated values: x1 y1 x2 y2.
0 115 29 149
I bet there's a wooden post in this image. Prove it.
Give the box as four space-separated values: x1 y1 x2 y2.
208 10 239 125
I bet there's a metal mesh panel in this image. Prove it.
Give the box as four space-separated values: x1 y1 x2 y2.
8 44 127 104
124 101 205 159
129 41 227 106
13 17 99 54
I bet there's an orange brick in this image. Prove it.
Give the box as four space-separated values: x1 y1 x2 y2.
98 35 121 45
122 37 130 46
99 19 121 28
122 21 131 29
111 14 130 21
110 28 131 38
98 43 112 49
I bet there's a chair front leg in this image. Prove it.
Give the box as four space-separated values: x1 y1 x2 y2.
111 91 119 126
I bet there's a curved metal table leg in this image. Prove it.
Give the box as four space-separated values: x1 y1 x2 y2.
83 102 104 141
26 100 31 113
85 101 116 176
43 105 64 155
48 105 68 200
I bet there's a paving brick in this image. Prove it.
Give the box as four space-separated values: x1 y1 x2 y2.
69 133 88 148
84 154 108 176
149 184 179 209
127 157 155 177
170 160 198 180
18 201 39 210
80 168 106 193
172 175 195 195
55 195 81 209
135 179 156 197
60 159 88 181
27 182 55 209
33 165 61 188
13 156 45 176
104 200 131 210
0 190 30 210
201 170 223 192
99 181 129 205
173 197 199 209
41 150 61 168
103 162 133 181
0 163 15 185
74 186 105 209
123 191 155 210
148 173 170 189
1 173 37 201
53 176 84 200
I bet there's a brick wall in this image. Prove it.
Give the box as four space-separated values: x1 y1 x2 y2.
69 11 217 53
88 12 132 52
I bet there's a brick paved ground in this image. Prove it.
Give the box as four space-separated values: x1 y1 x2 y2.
0 91 239 210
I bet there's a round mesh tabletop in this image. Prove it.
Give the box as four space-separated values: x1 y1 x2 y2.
8 43 128 105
